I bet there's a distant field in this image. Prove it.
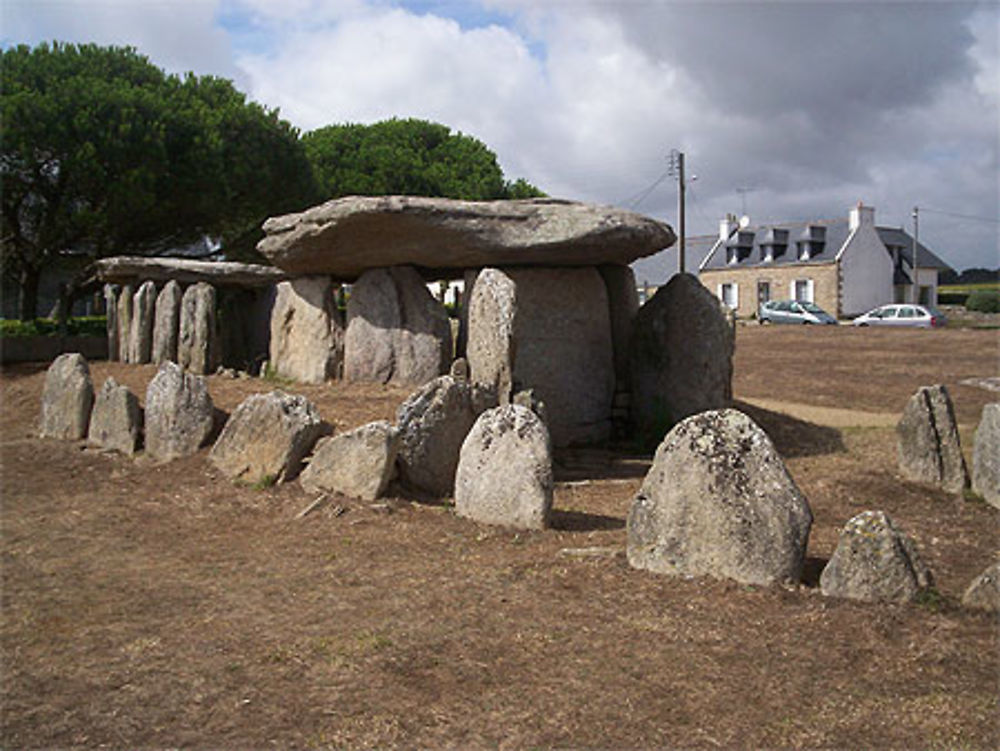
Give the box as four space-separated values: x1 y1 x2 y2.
940 282 1000 293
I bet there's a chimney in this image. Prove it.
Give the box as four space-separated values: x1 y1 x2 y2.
719 214 738 241
849 201 875 231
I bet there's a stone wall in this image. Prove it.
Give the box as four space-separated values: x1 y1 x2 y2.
700 262 841 318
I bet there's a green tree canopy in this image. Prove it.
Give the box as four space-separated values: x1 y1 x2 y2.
303 118 544 202
1 42 316 319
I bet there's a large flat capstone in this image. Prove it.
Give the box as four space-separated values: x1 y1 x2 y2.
257 196 676 279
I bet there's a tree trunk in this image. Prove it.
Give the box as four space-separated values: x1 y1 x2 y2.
18 266 40 322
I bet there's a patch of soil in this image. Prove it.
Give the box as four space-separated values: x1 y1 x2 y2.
2 327 998 749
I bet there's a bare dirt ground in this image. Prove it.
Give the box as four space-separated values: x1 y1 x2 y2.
2 326 998 749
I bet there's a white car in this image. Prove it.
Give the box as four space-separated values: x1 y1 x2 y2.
852 304 946 328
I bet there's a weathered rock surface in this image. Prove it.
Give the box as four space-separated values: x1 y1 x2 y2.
300 420 399 500
209 391 325 484
129 281 157 364
972 403 1000 509
258 196 676 279
152 280 182 364
961 561 1000 611
95 255 286 287
144 361 215 461
629 273 734 446
117 284 133 363
896 384 969 493
178 282 217 375
344 266 451 386
455 405 553 529
626 408 812 586
39 353 94 440
820 510 932 603
396 375 490 497
87 377 142 455
466 267 517 404
598 264 640 388
104 285 120 362
269 277 344 383
467 266 615 447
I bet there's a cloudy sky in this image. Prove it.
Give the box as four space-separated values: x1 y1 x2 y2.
4 0 998 273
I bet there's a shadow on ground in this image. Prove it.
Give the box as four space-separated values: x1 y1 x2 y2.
550 509 625 532
734 400 846 458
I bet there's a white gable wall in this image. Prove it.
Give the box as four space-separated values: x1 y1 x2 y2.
837 222 893 316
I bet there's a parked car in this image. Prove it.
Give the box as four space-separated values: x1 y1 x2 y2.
759 300 838 325
852 304 947 328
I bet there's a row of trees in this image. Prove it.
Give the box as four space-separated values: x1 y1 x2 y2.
1 42 543 320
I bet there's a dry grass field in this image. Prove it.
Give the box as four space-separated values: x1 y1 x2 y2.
2 325 998 749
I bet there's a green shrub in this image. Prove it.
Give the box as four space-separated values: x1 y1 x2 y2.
965 290 1000 313
937 291 969 306
0 316 107 338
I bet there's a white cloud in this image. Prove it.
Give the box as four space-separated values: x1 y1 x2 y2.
3 0 996 269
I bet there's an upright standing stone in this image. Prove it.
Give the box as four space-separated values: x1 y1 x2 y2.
178 282 217 375
269 276 343 383
344 265 451 386
87 377 142 455
144 361 215 461
598 264 640 389
466 267 615 447
972 403 1000 509
299 420 400 500
152 280 182 365
467 267 517 405
455 404 554 530
896 384 969 493
820 510 932 603
117 284 134 363
629 273 734 446
209 391 325 484
104 285 120 362
39 353 94 440
626 408 813 586
129 280 157 364
396 375 485 497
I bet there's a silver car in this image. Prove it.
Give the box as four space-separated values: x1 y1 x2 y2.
852 304 946 328
759 300 838 325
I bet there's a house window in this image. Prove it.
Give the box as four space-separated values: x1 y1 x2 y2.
791 278 814 303
718 283 739 309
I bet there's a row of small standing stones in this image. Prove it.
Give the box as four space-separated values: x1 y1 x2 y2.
39 352 999 611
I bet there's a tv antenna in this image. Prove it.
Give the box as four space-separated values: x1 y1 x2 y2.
735 186 756 216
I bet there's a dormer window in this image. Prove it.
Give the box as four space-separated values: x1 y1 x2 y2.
797 225 826 261
727 230 754 264
760 228 788 262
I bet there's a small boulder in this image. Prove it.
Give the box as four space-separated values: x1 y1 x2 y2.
39 353 94 440
455 404 553 530
209 391 325 484
961 561 1000 612
819 510 932 603
87 377 142 455
144 361 215 461
897 384 969 494
300 421 399 500
152 280 182 364
396 375 490 497
269 276 344 383
344 265 452 386
972 403 1000 509
626 408 812 586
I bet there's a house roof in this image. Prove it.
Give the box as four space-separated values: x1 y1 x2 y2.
698 217 952 273
875 227 951 270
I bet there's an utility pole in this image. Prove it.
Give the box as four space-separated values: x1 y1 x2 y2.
668 149 686 273
912 206 920 304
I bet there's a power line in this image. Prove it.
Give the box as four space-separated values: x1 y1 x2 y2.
919 207 1000 224
621 168 673 210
